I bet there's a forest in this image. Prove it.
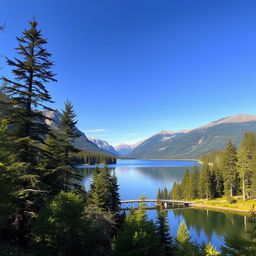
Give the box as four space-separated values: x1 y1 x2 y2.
72 151 116 165
1 19 256 255
166 132 256 201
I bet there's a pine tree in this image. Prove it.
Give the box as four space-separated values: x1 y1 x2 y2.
188 165 199 200
170 182 180 200
213 164 224 197
56 101 83 193
88 167 110 211
163 187 169 199
109 172 121 228
40 130 66 197
198 163 213 199
157 188 163 200
1 19 56 246
176 221 194 256
88 166 121 223
237 132 256 200
222 140 238 197
2 19 56 163
156 208 173 255
182 169 190 199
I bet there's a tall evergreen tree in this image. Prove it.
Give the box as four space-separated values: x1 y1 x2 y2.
1 19 56 246
55 101 83 193
237 132 256 200
222 140 238 197
88 166 121 228
198 164 213 199
212 164 224 198
157 188 163 200
182 169 190 199
2 19 56 163
156 208 173 255
163 187 169 199
176 221 194 256
188 165 199 200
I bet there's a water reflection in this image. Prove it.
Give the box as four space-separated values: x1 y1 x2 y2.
79 160 249 248
173 208 248 240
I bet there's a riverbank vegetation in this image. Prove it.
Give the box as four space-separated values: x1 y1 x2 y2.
1 19 256 255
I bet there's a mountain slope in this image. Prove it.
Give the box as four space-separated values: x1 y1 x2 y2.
128 114 256 159
115 140 144 156
88 137 119 156
44 110 112 154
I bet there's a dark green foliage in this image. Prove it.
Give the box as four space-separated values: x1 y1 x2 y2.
188 165 199 200
33 192 89 255
170 182 183 200
157 187 171 200
32 191 114 256
212 164 224 198
53 101 83 193
221 235 254 256
157 188 163 200
72 150 116 165
198 164 213 199
182 169 190 199
88 166 121 230
222 140 238 197
237 132 256 201
156 208 173 255
113 196 164 256
0 19 57 246
2 19 56 164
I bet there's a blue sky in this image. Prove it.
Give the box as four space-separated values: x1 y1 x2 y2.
1 0 256 145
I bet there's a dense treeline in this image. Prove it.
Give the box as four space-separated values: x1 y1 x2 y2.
169 133 256 201
1 19 256 255
72 151 117 165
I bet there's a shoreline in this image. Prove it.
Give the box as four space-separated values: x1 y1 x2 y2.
192 203 250 214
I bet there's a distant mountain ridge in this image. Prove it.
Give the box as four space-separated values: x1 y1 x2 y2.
88 137 119 156
127 114 256 159
114 141 144 156
44 110 113 155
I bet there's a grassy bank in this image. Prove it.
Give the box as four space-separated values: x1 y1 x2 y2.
193 197 256 213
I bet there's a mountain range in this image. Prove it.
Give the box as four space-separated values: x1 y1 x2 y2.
44 111 256 160
127 114 256 159
88 137 119 156
44 110 111 155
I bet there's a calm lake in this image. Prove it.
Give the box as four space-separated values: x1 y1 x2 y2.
79 159 249 249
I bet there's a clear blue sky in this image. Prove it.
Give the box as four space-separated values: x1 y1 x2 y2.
1 0 256 145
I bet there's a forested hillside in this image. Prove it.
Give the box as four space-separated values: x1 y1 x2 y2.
128 116 256 159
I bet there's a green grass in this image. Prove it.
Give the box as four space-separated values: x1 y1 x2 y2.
194 197 256 211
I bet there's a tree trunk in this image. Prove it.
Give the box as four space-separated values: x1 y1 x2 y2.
242 176 246 201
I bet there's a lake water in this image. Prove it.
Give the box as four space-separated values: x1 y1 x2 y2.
79 159 250 249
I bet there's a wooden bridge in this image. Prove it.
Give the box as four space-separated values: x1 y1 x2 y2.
120 199 194 210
